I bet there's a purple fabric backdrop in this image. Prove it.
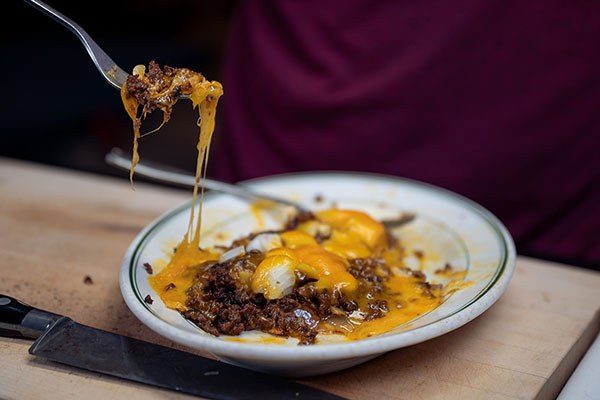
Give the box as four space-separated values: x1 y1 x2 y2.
213 0 600 265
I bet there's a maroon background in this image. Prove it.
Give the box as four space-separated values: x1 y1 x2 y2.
214 0 600 266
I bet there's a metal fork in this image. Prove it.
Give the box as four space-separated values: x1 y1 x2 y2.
24 0 129 89
22 0 310 212
106 148 311 211
105 148 415 228
24 0 415 228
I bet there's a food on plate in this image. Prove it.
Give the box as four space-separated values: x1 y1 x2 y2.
121 61 224 294
149 208 467 344
119 62 467 344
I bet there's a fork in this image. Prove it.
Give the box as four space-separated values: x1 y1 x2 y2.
22 1 310 212
24 0 415 228
106 148 311 212
105 148 415 228
24 0 129 89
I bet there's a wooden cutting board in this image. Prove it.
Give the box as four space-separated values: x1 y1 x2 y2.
0 157 598 400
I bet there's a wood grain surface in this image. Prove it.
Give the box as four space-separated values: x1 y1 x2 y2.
1 158 598 400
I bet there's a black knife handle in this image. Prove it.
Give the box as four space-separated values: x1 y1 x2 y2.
0 294 62 339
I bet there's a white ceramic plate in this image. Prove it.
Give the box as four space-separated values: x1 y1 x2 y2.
120 172 515 376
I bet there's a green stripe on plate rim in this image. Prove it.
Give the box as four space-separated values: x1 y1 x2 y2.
128 172 509 340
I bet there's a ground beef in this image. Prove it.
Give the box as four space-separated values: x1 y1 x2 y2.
411 270 427 280
348 258 395 319
418 282 444 299
284 210 315 230
365 300 389 320
348 258 389 292
125 77 148 103
143 262 153 274
414 250 425 259
183 252 369 344
183 254 408 343
435 263 454 275
125 60 203 121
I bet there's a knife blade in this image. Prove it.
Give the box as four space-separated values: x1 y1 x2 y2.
0 294 344 400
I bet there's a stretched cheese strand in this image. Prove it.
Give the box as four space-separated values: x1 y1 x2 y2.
120 83 141 185
121 64 223 309
186 84 221 247
154 81 223 310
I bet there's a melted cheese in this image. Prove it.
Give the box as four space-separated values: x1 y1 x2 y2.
316 209 388 255
251 254 296 299
323 274 443 340
293 246 358 292
120 83 141 184
253 245 358 294
122 63 223 310
149 245 218 310
246 210 454 340
280 230 318 248
149 206 467 341
321 230 372 259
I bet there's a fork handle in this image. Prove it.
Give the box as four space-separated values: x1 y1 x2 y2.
23 0 128 89
105 148 310 211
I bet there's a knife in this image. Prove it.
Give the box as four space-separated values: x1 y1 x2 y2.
0 294 345 400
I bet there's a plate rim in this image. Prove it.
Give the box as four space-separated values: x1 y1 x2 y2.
120 171 516 361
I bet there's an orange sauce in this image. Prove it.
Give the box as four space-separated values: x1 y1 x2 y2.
328 274 443 340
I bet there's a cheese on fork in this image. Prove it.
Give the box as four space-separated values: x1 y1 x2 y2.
123 61 223 310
